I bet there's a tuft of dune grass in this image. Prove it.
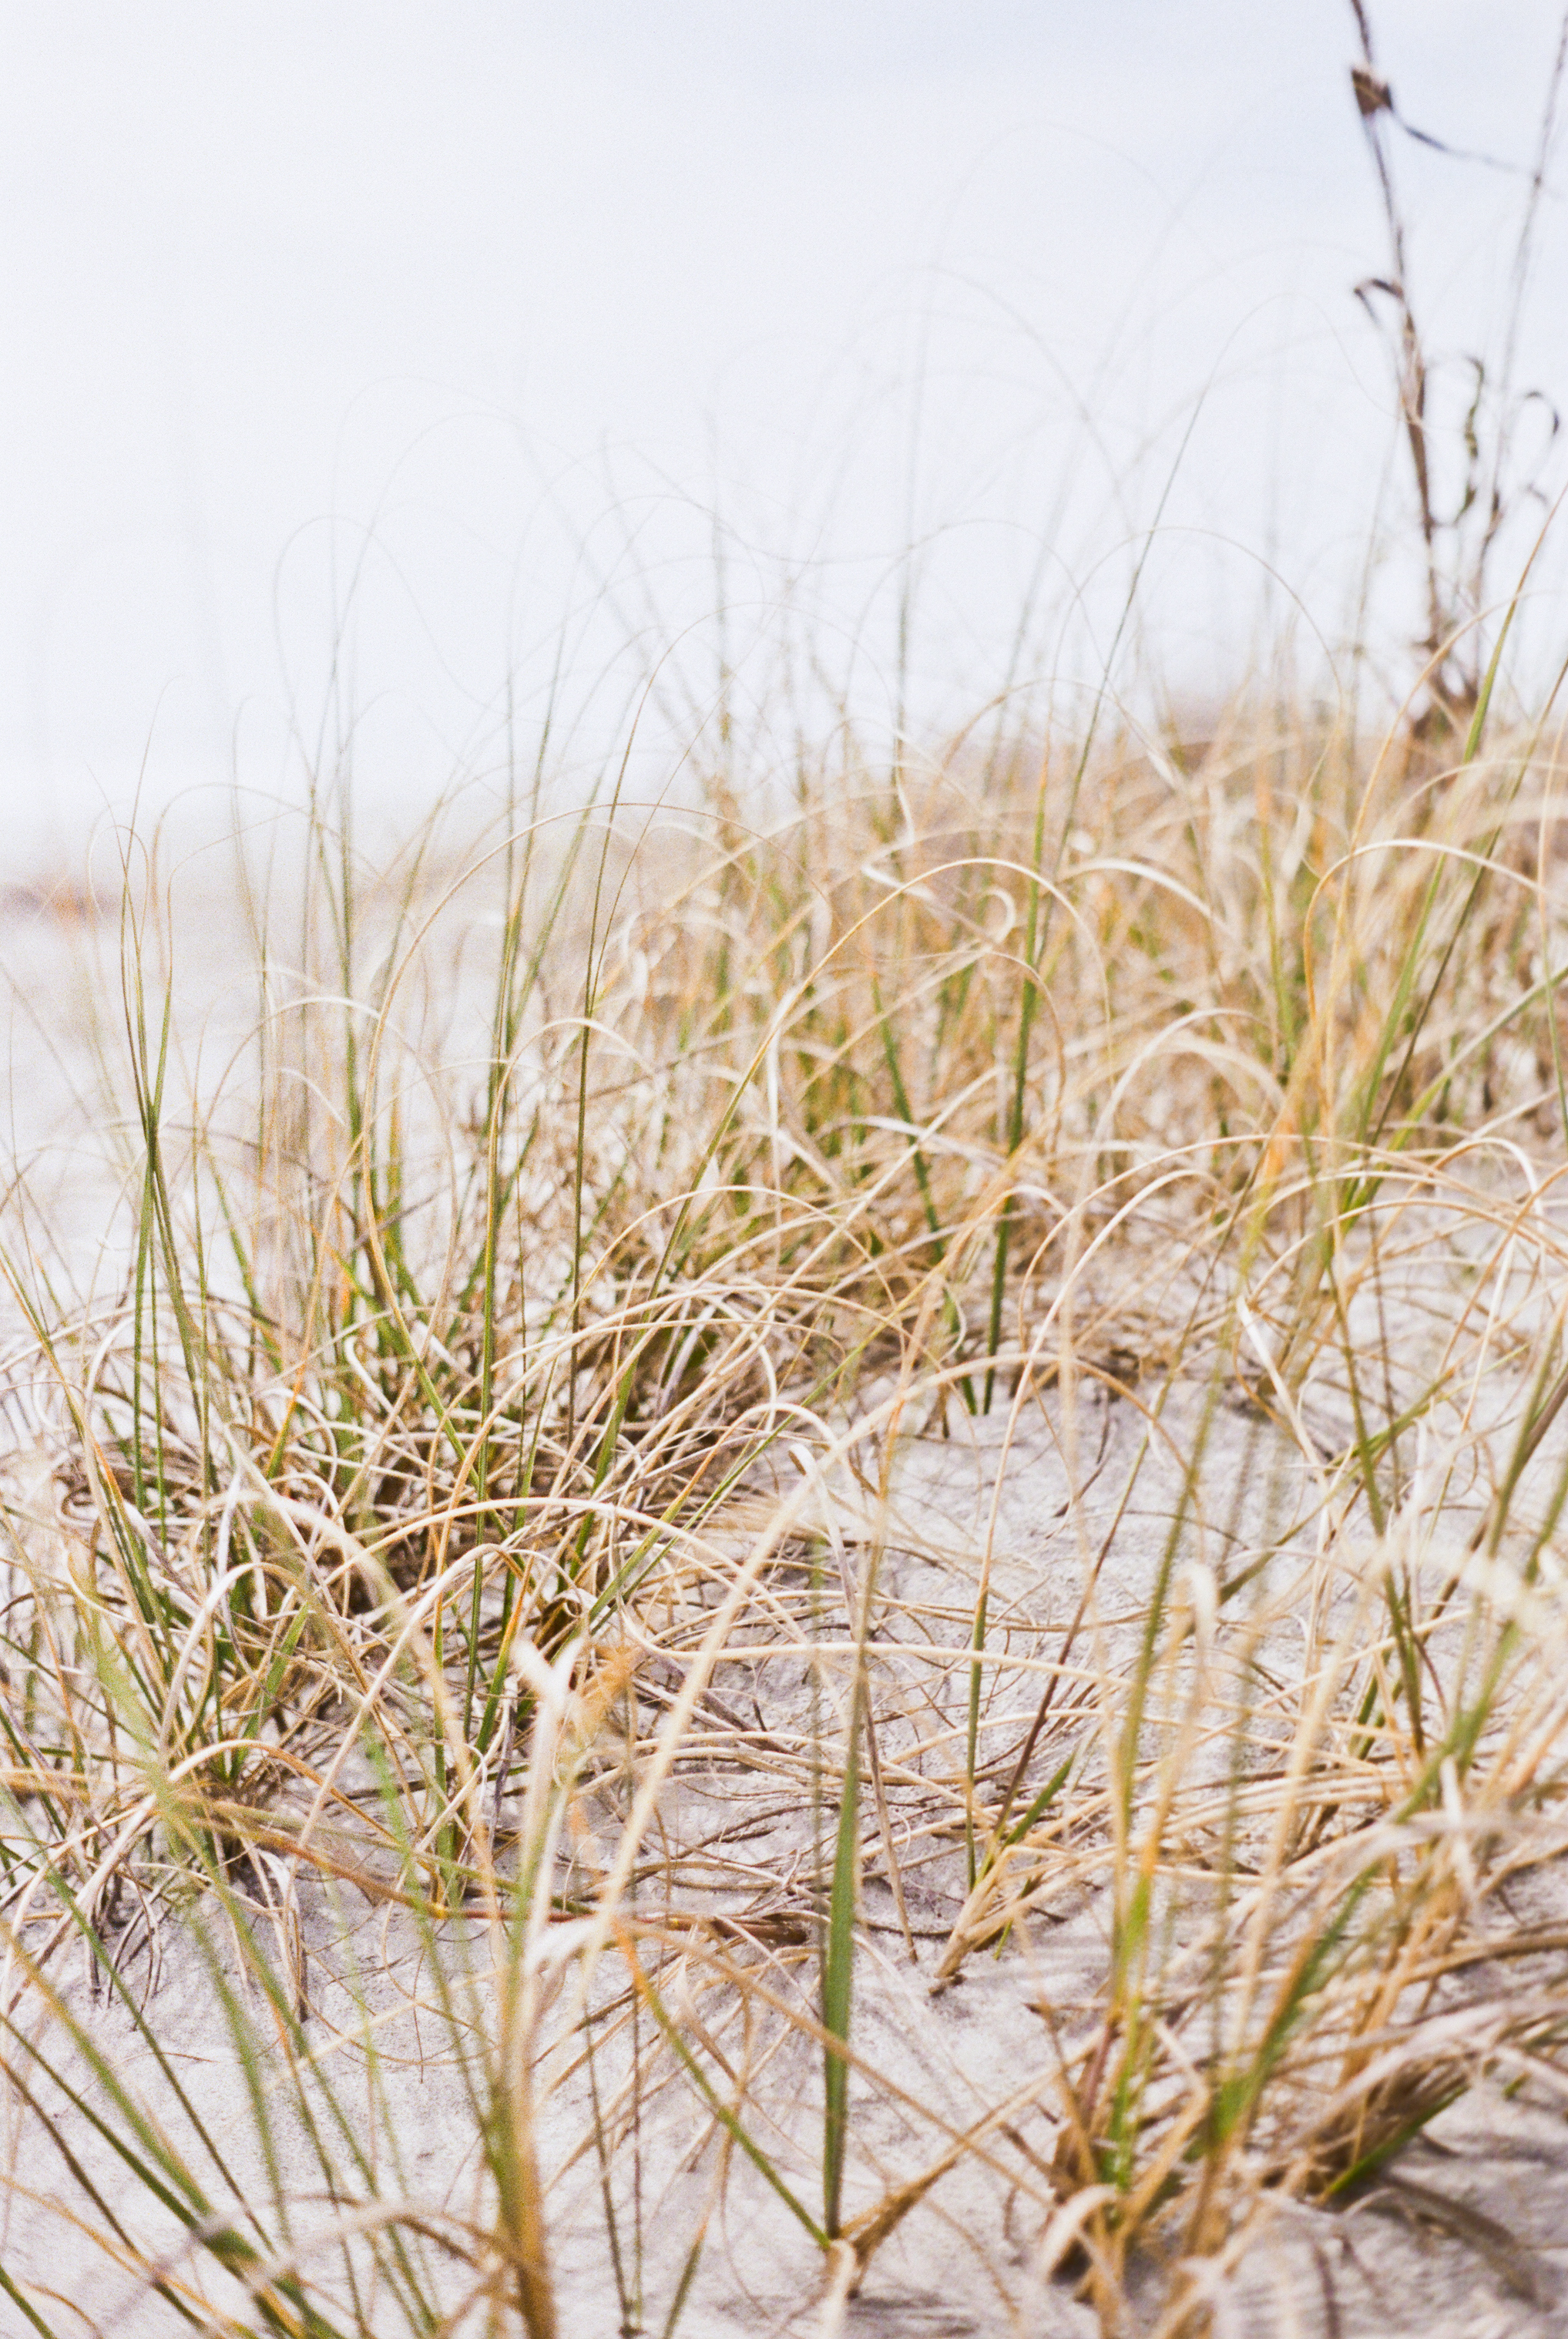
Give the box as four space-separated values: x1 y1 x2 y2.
3 694 1568 2332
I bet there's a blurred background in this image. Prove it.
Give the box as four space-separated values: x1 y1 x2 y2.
2 1 1566 865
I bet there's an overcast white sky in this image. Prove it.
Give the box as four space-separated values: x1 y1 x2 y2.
3 4 1566 857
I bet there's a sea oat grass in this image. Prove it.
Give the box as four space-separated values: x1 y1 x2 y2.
2 701 1568 2331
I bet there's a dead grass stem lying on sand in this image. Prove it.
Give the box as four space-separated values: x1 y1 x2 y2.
4 697 1568 2334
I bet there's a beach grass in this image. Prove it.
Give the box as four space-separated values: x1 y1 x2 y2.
3 670 1568 2334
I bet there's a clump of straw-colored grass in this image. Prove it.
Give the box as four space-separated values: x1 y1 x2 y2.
3 684 1568 2334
